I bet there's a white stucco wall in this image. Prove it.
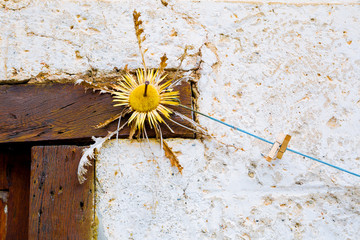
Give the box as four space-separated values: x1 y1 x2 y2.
2 0 360 239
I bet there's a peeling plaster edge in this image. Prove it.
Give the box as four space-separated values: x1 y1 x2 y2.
95 210 107 240
0 79 30 85
0 67 199 85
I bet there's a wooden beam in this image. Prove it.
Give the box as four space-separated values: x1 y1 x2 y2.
29 145 94 239
0 82 193 143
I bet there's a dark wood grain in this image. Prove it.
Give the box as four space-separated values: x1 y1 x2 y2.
0 146 31 240
0 82 194 143
0 153 8 190
0 192 8 240
29 145 94 239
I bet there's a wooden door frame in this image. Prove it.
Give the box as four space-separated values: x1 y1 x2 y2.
0 82 193 239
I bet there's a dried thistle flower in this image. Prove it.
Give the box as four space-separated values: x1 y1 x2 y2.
77 10 206 184
112 68 179 134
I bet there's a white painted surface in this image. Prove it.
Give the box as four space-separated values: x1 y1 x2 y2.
2 0 360 239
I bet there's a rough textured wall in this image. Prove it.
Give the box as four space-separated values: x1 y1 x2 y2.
2 0 360 239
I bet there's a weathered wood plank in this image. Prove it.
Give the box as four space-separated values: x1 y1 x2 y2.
29 146 94 239
0 192 8 240
0 153 8 190
0 146 31 240
0 82 194 143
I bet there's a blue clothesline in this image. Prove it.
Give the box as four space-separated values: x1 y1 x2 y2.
179 104 360 178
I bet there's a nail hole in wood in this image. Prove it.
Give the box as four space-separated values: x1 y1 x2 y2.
80 201 84 211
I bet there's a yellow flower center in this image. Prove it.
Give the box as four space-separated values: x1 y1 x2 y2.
129 84 160 112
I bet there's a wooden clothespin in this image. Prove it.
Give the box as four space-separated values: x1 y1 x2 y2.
276 134 291 159
265 133 291 162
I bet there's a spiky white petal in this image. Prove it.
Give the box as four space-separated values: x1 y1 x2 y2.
77 131 117 183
